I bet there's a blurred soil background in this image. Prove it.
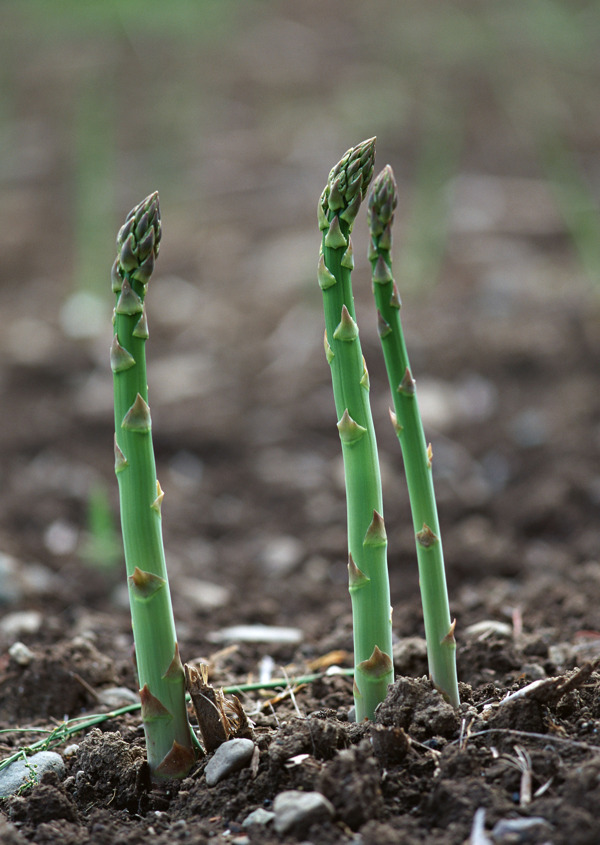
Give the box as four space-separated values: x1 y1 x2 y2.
1 2 600 843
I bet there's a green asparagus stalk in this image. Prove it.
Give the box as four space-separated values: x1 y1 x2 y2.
367 166 459 707
111 193 196 778
318 139 394 720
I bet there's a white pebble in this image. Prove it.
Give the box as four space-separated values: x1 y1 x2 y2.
8 641 35 666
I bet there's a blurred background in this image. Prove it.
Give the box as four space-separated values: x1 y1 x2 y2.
1 0 600 653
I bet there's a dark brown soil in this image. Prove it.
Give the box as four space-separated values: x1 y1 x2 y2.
2 1 600 843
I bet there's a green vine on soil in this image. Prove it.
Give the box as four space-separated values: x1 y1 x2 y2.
0 668 354 774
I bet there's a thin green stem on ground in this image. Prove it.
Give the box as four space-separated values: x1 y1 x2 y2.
0 668 355 774
111 194 196 778
318 139 394 720
367 165 459 707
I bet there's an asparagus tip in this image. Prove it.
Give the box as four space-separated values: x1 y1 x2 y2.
115 192 161 285
321 137 377 228
368 165 398 235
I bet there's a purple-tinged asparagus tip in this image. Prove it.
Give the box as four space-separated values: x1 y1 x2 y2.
115 192 161 286
321 138 377 228
368 165 398 237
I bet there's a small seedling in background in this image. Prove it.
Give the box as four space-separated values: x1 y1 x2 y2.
367 165 459 707
318 138 394 721
111 193 196 778
539 132 600 286
79 482 122 570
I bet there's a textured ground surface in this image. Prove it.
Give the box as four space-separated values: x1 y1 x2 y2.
1 2 600 843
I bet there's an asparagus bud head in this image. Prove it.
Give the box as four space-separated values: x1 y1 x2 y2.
115 192 162 287
319 137 376 230
367 164 398 236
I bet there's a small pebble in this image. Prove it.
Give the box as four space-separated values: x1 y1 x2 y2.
8 642 35 666
0 555 58 607
205 738 255 787
44 519 79 556
208 624 303 645
178 577 229 611
63 744 79 757
465 620 513 638
273 790 335 836
0 610 43 637
242 807 275 828
0 751 64 797
491 816 552 841
97 686 140 708
0 554 23 605
258 536 304 576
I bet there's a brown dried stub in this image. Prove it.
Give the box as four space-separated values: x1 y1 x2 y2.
184 663 254 753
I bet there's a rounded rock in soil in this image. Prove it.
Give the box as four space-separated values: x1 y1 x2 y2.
205 738 255 787
273 790 335 836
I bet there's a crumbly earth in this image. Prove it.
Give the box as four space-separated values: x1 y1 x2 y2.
2 1 600 843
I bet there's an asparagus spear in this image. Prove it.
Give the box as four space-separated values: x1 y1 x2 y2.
111 193 196 777
318 139 394 720
367 166 459 707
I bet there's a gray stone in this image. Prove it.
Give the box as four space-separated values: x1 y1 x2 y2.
205 738 255 787
97 686 140 708
208 624 302 645
242 807 275 828
8 642 35 666
491 816 553 842
273 790 335 836
0 751 65 797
